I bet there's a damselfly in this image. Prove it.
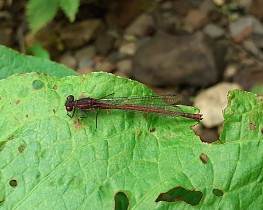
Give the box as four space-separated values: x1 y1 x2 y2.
65 94 202 126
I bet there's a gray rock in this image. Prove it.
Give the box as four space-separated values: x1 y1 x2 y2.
119 41 138 56
125 14 154 37
59 52 77 70
229 15 263 39
132 32 220 87
95 33 115 55
93 56 115 72
184 9 208 31
75 46 96 68
59 19 105 49
116 59 132 77
233 66 263 91
203 24 225 39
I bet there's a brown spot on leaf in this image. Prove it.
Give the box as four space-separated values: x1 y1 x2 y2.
18 144 26 153
250 122 256 130
212 188 224 197
199 153 209 164
74 119 84 130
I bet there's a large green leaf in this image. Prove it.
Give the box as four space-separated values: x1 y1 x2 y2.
0 73 262 209
0 45 77 79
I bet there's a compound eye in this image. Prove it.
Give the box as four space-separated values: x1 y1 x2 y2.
66 106 73 111
67 95 74 102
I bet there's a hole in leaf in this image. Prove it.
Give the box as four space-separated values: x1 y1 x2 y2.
114 191 129 210
18 144 26 153
15 100 20 105
212 189 224 197
9 179 17 188
249 122 256 130
53 109 56 114
32 80 44 90
25 114 29 118
149 128 156 132
155 186 203 206
199 153 208 164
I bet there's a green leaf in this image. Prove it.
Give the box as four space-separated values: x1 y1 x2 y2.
26 42 50 59
26 0 59 33
0 73 262 209
0 45 77 79
59 0 80 22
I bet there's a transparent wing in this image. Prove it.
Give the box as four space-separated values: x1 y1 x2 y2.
97 94 183 107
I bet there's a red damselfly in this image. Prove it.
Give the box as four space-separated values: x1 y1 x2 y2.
65 94 202 127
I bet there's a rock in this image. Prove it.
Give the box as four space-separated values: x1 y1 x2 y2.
153 8 180 32
203 24 225 39
125 14 154 37
233 66 263 91
250 33 263 48
243 39 263 59
116 59 132 76
119 41 138 56
108 0 151 28
213 0 224 6
59 19 105 49
107 51 119 63
93 56 115 73
184 9 208 31
200 0 217 15
59 52 77 69
229 15 263 43
132 32 220 87
194 82 241 128
75 46 96 69
172 0 197 16
224 64 237 80
95 33 115 55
